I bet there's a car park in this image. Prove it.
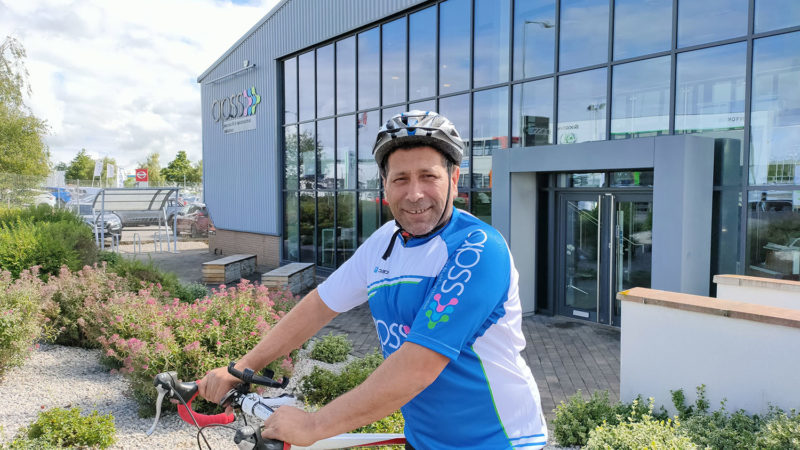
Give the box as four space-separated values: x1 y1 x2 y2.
175 204 213 237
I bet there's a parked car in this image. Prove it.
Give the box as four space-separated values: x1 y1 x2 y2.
83 212 123 237
175 204 213 237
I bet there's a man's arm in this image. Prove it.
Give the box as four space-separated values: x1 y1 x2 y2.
198 288 338 404
261 341 449 446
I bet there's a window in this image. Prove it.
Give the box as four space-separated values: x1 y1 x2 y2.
439 0 471 94
558 68 608 144
611 56 670 139
409 7 437 100
336 37 356 114
512 78 554 147
382 18 407 106
473 0 510 88
358 28 380 110
613 0 671 60
678 0 747 48
559 0 608 71
513 0 555 79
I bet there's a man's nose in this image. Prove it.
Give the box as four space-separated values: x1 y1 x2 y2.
405 179 425 202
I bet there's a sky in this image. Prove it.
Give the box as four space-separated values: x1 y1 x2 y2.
0 0 281 172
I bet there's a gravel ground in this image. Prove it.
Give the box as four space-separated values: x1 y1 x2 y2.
0 343 566 449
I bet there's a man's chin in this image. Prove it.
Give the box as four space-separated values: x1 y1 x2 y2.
397 217 436 236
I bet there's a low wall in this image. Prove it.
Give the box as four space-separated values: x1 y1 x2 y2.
619 287 800 416
714 274 800 311
208 229 280 270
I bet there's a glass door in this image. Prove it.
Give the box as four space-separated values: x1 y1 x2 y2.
558 192 652 326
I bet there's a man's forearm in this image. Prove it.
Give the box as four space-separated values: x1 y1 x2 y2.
238 288 338 371
310 342 449 439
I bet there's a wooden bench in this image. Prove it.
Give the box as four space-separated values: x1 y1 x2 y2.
261 262 315 295
202 254 257 284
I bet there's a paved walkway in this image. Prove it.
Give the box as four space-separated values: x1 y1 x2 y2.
121 242 621 422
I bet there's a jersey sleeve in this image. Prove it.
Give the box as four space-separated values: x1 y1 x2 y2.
316 238 371 313
405 227 511 360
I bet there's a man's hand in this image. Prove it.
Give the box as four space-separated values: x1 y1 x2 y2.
261 405 320 447
197 366 240 412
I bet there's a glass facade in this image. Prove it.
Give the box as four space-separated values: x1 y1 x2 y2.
281 0 800 278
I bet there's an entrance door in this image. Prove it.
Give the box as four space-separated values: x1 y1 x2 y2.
558 192 653 326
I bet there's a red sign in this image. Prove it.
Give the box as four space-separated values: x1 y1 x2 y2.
135 169 148 182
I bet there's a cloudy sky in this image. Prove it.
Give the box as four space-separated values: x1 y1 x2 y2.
0 0 280 172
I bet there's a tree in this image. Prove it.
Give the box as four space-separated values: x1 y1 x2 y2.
139 152 163 185
0 36 50 178
64 149 95 181
99 156 118 179
162 151 201 184
54 161 67 171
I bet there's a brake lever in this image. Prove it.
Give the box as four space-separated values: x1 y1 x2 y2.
146 384 169 436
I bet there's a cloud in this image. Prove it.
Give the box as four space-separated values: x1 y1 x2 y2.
0 0 280 171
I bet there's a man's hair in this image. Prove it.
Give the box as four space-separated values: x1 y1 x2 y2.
379 143 455 179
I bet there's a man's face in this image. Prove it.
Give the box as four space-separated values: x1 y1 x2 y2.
383 146 460 236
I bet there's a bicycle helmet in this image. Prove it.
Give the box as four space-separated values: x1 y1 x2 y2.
372 110 465 170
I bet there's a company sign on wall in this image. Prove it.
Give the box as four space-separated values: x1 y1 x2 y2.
211 86 261 134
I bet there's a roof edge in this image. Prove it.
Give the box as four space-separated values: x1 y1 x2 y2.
196 0 291 83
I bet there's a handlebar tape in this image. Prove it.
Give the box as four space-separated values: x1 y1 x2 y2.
176 381 235 428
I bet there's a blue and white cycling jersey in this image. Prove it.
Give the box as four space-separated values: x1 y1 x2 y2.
318 208 547 450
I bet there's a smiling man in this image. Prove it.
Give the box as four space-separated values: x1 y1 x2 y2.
199 111 547 449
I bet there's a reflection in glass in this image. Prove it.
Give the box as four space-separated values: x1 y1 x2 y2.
610 171 654 187
714 134 743 187
675 43 745 134
565 199 599 311
512 78 553 147
284 191 299 261
284 126 298 190
454 192 468 212
473 0 510 88
317 119 335 190
298 51 315 121
382 105 406 122
337 192 356 266
472 87 508 188
381 192 394 225
410 99 436 112
409 7 437 101
357 110 380 189
316 44 334 118
614 200 653 306
299 123 315 189
755 0 800 33
358 28 380 110
336 115 356 190
746 190 800 281
383 18 407 106
711 189 740 281
613 0 671 60
559 0 608 71
678 0 747 48
284 57 297 124
750 32 800 186
440 0 471 94
558 173 605 187
336 37 356 114
438 94 471 188
513 0 555 79
359 191 381 245
558 68 607 144
472 191 491 224
611 57 670 139
299 191 315 263
317 192 335 268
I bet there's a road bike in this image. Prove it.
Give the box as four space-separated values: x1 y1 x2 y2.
146 363 406 450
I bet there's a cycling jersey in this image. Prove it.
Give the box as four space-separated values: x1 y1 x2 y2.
318 207 547 450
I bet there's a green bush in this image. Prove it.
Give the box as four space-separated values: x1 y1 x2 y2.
0 269 47 377
19 407 116 449
552 390 622 447
301 350 383 405
310 332 352 363
756 409 800 449
586 402 697 450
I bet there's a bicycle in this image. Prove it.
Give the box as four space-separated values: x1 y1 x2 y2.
146 362 406 450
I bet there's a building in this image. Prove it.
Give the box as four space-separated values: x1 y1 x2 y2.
198 0 800 326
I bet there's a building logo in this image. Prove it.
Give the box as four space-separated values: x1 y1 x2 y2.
211 86 261 123
135 169 148 182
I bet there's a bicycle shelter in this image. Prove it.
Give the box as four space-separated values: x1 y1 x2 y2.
91 188 180 253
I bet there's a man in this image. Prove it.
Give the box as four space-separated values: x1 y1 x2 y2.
199 111 547 449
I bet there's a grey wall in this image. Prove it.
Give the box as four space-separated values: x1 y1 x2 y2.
493 135 715 314
199 0 429 235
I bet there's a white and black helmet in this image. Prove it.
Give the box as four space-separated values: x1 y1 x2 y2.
372 110 465 170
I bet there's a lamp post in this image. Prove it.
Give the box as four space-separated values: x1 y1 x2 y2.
521 20 554 79
587 102 606 141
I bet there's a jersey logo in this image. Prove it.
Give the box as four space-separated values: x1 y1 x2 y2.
374 266 389 274
424 229 488 329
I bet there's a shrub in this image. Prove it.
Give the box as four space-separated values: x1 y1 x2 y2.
671 385 761 449
585 402 697 450
552 390 621 447
300 350 383 406
92 279 300 415
0 219 39 278
19 407 115 449
0 268 48 377
756 409 800 450
310 332 352 363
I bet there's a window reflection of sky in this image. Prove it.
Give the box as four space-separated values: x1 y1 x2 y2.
678 0 747 48
337 115 356 190
614 0 671 60
611 56 670 138
755 0 800 32
409 6 436 101
512 78 553 146
513 0 555 79
559 0 608 71
473 0 510 88
357 110 380 189
336 37 355 115
558 68 607 143
358 28 379 110
298 51 314 122
472 87 508 188
750 32 800 185
382 18 407 106
284 57 297 124
316 44 334 118
438 94 471 187
440 0 471 94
